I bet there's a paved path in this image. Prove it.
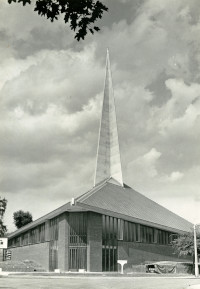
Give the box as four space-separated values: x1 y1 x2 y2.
0 276 200 289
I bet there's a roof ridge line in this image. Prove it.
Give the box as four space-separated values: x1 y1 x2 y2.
76 178 110 202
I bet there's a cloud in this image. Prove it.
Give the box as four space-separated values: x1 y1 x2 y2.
0 46 104 114
164 78 200 118
1 0 200 231
0 55 37 91
168 171 184 182
127 148 161 180
93 0 200 85
0 1 75 59
0 92 101 165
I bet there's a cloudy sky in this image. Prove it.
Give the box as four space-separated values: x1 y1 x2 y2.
1 0 200 232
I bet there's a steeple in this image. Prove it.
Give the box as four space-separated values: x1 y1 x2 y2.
94 50 123 187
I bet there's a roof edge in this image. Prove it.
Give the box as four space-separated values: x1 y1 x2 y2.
7 201 85 238
76 201 192 234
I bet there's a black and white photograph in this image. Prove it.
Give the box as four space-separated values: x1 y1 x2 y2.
0 0 200 288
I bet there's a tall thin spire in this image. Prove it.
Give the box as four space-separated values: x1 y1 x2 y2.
94 50 123 187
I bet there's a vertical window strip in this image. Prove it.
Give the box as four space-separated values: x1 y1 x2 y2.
124 221 128 241
154 229 158 243
140 225 143 242
110 216 113 242
132 223 136 242
113 218 117 242
158 230 162 244
38 223 45 243
106 215 110 241
102 215 105 245
144 226 147 243
50 217 59 241
69 213 87 246
9 225 46 248
149 227 153 243
118 219 124 240
136 224 140 242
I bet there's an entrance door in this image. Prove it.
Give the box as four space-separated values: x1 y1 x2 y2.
68 212 87 271
102 246 117 271
102 215 118 272
69 247 87 271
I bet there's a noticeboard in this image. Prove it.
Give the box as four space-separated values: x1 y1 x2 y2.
0 238 8 249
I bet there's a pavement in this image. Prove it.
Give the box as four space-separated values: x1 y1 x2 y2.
0 274 200 289
1 271 200 278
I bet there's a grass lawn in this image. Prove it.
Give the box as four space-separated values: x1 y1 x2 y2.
0 276 200 289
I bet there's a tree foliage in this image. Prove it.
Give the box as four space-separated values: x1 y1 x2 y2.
0 198 7 236
13 210 33 229
8 0 108 41
171 231 200 258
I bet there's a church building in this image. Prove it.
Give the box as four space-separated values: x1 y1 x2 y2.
7 51 192 272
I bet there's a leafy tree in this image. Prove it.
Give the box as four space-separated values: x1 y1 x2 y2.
0 198 7 236
171 230 200 262
13 210 33 229
8 0 108 41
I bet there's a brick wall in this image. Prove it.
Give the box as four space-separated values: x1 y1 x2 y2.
58 213 69 271
87 212 102 272
9 242 50 271
118 241 192 272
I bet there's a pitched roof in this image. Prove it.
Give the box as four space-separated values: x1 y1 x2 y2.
8 179 192 239
76 179 192 234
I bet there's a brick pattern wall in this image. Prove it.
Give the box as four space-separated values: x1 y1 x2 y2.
118 241 192 272
9 242 50 271
87 212 102 272
58 213 69 271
